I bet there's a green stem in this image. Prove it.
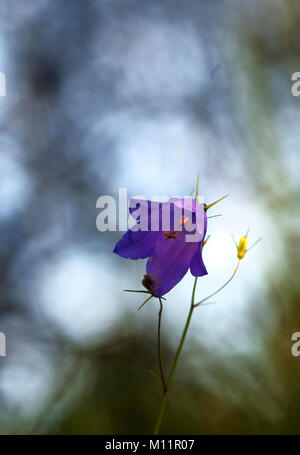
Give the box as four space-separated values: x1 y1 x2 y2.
167 278 197 389
153 277 198 435
153 259 241 434
138 294 153 311
158 298 167 391
193 260 240 308
152 389 168 435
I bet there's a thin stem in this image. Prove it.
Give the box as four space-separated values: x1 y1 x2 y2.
153 389 168 435
124 289 151 294
148 369 163 386
189 187 195 197
247 237 263 252
196 172 199 202
138 294 153 311
153 277 198 435
207 214 223 219
204 194 229 210
167 277 197 389
193 260 240 308
158 298 167 392
231 232 238 247
124 289 166 301
153 258 241 434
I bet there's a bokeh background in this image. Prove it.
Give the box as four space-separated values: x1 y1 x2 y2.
0 0 300 435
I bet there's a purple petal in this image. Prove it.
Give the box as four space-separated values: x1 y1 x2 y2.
128 198 207 239
129 199 167 231
170 198 207 243
146 239 198 296
129 198 148 218
114 229 163 259
190 244 208 277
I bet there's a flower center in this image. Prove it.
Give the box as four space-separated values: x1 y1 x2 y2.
163 231 178 240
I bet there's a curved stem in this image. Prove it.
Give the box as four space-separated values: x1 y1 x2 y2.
158 298 167 392
153 277 198 435
167 277 197 389
153 259 241 434
193 260 240 308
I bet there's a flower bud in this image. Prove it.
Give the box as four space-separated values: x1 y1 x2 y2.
237 235 248 259
142 274 154 293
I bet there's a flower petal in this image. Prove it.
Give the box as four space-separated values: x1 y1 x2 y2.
146 239 198 296
129 199 172 234
190 244 208 277
170 198 207 243
113 228 163 259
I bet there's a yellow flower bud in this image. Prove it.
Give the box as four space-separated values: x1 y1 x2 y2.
237 235 248 259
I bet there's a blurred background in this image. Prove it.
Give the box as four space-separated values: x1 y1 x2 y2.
0 0 300 435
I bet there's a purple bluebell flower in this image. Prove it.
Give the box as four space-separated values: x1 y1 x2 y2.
114 198 207 297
